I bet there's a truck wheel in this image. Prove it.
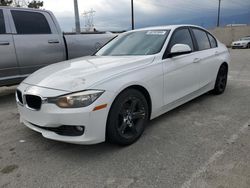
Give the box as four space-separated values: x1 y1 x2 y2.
212 64 228 95
106 89 149 146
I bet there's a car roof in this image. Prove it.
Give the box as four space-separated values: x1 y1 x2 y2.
128 25 207 32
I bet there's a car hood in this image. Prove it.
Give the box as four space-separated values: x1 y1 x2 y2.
23 55 155 92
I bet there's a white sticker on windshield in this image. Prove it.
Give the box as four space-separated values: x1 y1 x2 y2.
146 31 166 35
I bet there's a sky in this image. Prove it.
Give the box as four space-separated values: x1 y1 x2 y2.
42 0 250 32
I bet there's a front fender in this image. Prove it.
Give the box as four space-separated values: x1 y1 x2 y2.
91 61 164 120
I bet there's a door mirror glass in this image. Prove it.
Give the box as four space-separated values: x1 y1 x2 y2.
170 44 192 56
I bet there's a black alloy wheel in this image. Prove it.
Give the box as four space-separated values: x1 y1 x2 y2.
212 64 228 95
107 89 149 145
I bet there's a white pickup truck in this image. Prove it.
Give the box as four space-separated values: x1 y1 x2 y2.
0 7 115 86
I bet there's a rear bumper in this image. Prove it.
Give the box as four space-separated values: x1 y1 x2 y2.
17 83 114 145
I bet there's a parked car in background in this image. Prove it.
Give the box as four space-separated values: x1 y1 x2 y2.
231 36 250 49
16 25 230 146
0 7 115 86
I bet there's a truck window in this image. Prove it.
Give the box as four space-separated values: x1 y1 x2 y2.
0 10 5 34
11 10 51 34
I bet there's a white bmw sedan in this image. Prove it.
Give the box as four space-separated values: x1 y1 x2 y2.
231 36 250 49
16 25 230 145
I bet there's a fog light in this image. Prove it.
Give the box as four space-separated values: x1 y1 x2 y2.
76 126 84 132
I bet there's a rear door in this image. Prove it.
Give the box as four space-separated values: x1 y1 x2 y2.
9 9 66 75
0 9 19 83
190 28 219 87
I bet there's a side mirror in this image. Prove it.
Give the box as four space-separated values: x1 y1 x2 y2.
169 44 192 57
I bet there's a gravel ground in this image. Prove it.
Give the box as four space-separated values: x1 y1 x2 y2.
0 49 250 188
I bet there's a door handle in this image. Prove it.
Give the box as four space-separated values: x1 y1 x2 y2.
48 39 59 44
193 58 201 63
214 51 219 55
0 41 10 45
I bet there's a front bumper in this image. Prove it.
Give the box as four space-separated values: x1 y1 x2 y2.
231 44 248 48
17 83 114 145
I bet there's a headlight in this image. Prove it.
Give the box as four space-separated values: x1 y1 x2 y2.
49 90 104 108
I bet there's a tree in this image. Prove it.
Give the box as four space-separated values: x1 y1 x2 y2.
1 0 44 8
0 0 13 6
27 0 43 9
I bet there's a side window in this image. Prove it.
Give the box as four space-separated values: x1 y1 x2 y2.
11 10 51 34
0 10 6 34
207 33 217 48
192 29 210 50
169 28 194 51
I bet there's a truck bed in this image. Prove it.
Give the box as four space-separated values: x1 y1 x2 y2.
64 33 115 59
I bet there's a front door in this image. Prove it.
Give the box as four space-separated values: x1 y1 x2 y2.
162 27 200 105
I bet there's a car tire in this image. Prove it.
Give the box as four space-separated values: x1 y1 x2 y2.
106 89 149 146
212 64 228 95
247 43 250 49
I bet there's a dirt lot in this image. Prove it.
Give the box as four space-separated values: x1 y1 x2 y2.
0 49 250 188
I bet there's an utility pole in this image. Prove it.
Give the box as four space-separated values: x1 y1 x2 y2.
131 0 134 30
217 0 221 27
82 9 96 31
74 0 81 33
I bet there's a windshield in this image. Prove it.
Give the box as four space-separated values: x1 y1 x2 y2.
240 37 250 41
96 30 170 56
